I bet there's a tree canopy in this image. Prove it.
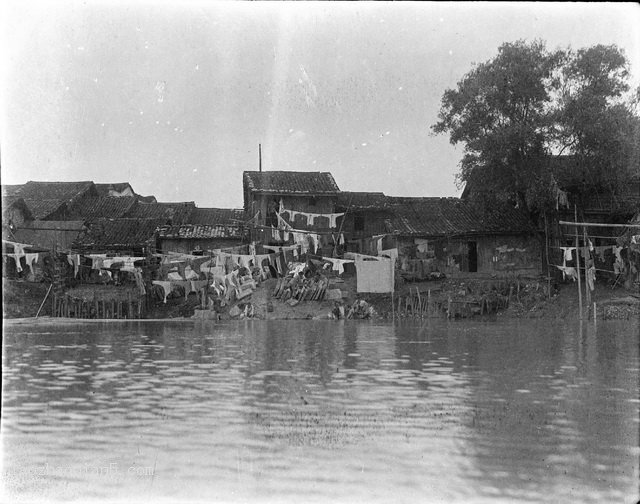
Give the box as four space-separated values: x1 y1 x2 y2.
432 40 640 215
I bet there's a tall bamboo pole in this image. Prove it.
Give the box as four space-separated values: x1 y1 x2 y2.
583 225 591 311
575 205 583 319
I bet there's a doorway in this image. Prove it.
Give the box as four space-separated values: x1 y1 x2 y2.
468 241 478 272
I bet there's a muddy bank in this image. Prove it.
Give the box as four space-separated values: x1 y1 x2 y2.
4 277 638 322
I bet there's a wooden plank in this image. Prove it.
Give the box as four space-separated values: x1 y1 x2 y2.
559 220 640 228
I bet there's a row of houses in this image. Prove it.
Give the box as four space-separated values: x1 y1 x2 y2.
2 181 244 256
3 164 639 281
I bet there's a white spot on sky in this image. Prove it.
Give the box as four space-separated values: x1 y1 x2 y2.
386 131 391 135
65 86 69 91
166 121 171 125
77 46 84 51
174 127 178 131
93 77 98 83
195 64 199 70
128 121 133 125
398 86 403 91
193 168 198 173
289 128 294 133
155 120 160 125
361 143 367 147
139 110 144 115
101 123 105 127
136 27 142 32
440 18 444 23
449 50 453 56
155 81 166 103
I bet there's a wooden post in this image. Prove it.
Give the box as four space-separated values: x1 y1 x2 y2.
575 206 583 319
391 291 395 322
128 292 133 319
583 225 591 312
416 288 422 318
427 289 431 317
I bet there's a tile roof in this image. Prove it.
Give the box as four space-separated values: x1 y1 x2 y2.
336 191 388 210
75 218 166 250
384 197 534 236
24 199 68 220
68 196 137 220
186 207 245 225
95 183 134 197
2 184 25 198
11 181 96 201
3 181 98 220
124 201 195 224
243 171 340 195
156 224 243 240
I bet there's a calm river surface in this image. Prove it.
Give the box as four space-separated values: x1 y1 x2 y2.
2 318 639 504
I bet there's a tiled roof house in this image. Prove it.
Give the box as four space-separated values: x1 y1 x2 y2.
4 181 98 220
243 171 340 232
155 207 245 254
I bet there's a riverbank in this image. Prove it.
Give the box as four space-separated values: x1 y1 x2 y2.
3 277 639 322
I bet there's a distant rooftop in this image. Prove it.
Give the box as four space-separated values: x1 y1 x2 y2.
243 171 340 195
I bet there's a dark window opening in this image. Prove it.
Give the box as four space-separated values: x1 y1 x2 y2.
468 241 478 272
354 214 365 232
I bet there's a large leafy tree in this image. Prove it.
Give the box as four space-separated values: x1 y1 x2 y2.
553 45 638 200
433 40 639 215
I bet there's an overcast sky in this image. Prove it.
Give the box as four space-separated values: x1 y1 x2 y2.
1 2 639 207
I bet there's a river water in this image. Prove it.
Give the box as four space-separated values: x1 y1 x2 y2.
2 318 639 504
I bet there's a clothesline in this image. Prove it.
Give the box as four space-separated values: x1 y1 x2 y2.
250 223 339 236
278 201 345 229
550 264 616 275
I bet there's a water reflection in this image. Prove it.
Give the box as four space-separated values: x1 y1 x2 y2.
2 318 639 503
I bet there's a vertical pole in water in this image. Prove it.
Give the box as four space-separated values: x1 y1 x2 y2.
428 289 431 317
583 225 591 317
391 291 395 322
575 205 583 319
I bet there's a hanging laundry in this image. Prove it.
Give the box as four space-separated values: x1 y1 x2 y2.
586 266 596 291
9 242 27 272
559 247 575 266
594 246 608 263
67 254 81 277
152 281 173 303
24 253 40 274
11 254 23 272
323 257 354 275
280 205 345 229
556 265 578 282
167 271 182 281
133 269 146 295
